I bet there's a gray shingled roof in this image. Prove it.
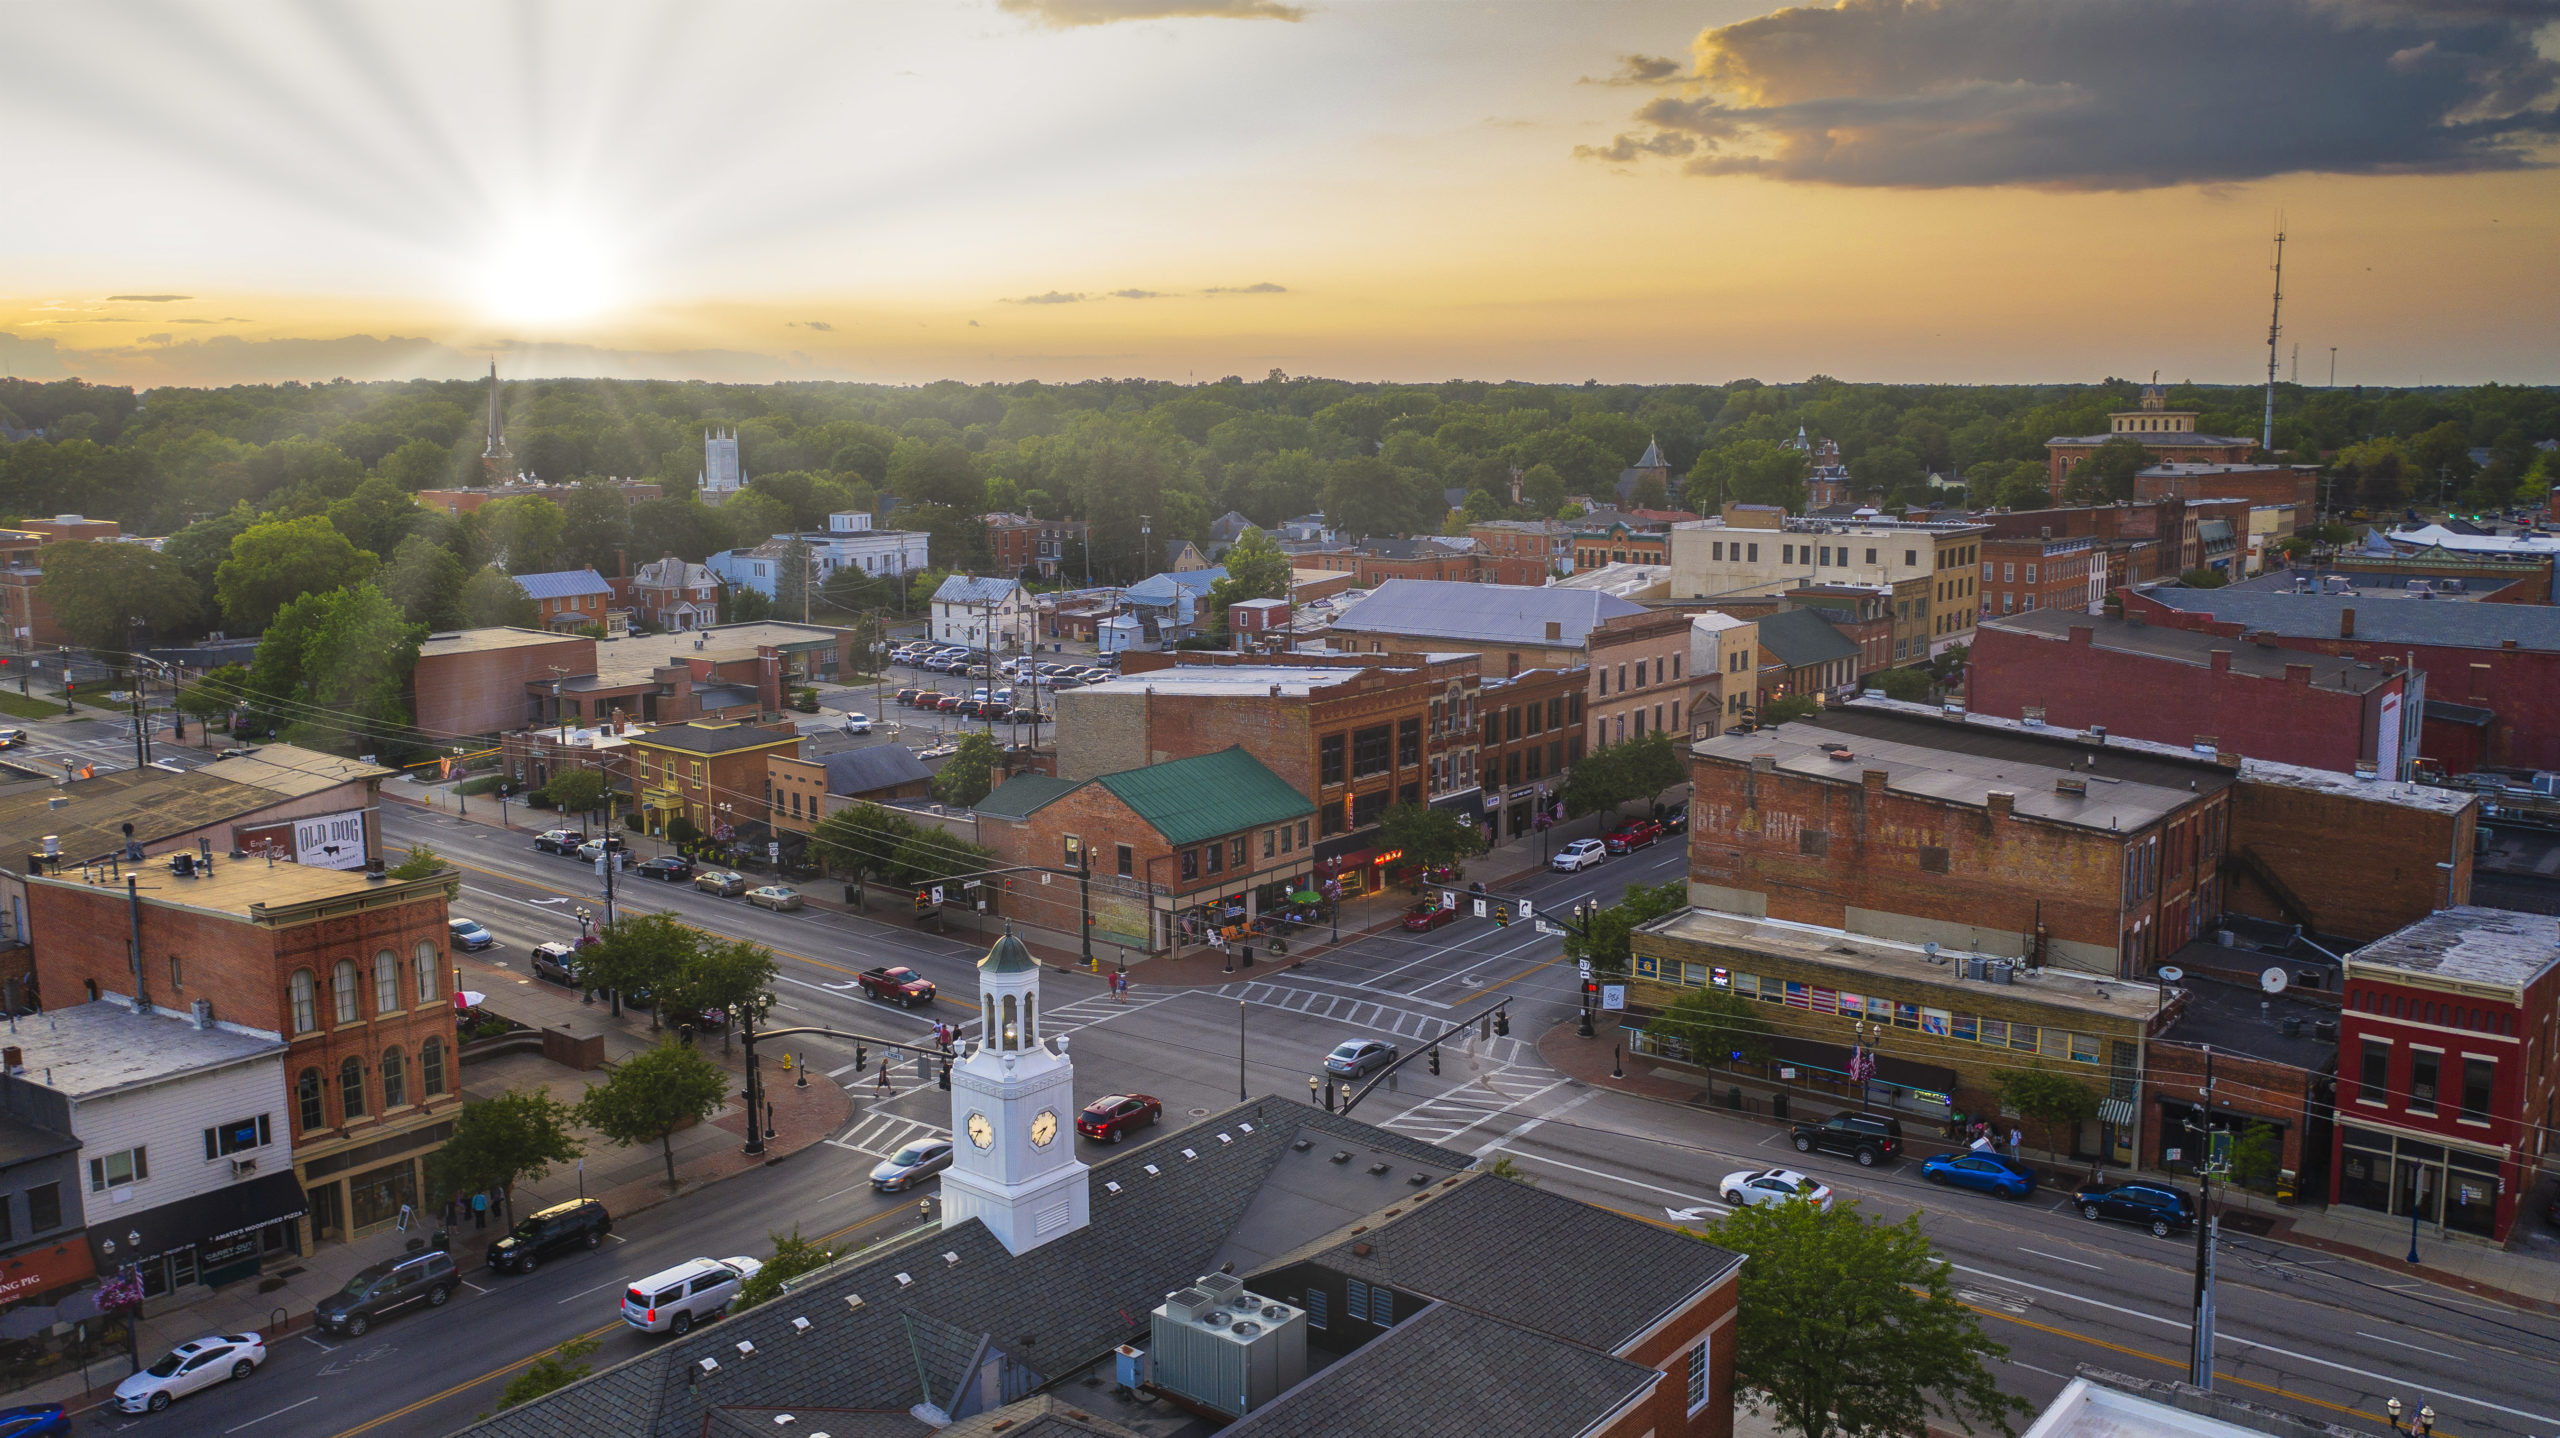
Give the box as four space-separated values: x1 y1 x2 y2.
1217 1302 1659 1438
825 745 933 796
1752 606 1862 670
933 575 1025 606
2139 586 2560 652
1330 579 1642 647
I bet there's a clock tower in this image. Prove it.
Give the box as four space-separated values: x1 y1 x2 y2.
939 927 1090 1255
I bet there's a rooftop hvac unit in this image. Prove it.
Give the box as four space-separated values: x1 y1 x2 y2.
1149 1278 1308 1419
1986 960 2015 985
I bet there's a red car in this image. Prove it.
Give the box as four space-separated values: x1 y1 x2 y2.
1076 1093 1162 1143
932 694 963 711
1604 820 1663 855
1402 903 1460 933
856 966 937 1007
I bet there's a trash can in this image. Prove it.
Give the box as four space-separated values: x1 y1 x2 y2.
1771 1092 1790 1120
1725 1086 1743 1110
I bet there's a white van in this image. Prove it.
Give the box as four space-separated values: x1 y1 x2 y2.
620 1255 764 1336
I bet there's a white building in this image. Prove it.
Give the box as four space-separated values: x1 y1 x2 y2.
939 930 1088 1255
707 513 931 600
931 575 1036 649
13 999 301 1299
698 428 743 506
1668 511 1990 657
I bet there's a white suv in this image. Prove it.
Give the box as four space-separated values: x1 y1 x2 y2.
621 1256 764 1336
1552 838 1607 872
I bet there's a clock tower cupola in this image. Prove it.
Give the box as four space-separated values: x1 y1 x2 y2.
939 926 1091 1255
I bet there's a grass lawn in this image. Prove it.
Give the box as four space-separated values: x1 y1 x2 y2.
0 690 71 722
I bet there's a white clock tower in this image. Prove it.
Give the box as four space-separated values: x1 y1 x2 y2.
939 927 1090 1254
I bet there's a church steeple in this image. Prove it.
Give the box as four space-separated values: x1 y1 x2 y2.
939 926 1090 1255
481 361 515 483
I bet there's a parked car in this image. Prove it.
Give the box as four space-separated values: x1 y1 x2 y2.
622 1256 763 1336
1719 1168 1834 1211
635 856 694 881
857 965 937 1007
956 698 987 719
114 1334 265 1413
870 1139 954 1191
1402 902 1459 933
913 691 947 709
0 1403 67 1437
2072 1180 2195 1237
844 712 872 734
316 1250 458 1337
448 917 496 951
529 941 582 985
0 730 24 751
1661 805 1689 835
1324 1038 1397 1078
1552 838 1606 872
1920 1151 2038 1199
895 687 922 706
1048 678 1083 691
747 885 803 911
1790 1111 1904 1167
932 694 963 711
1076 1093 1163 1143
576 838 628 866
695 869 748 896
534 828 587 855
487 1198 613 1274
1604 820 1663 854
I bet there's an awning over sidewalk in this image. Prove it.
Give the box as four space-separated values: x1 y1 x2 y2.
89 1172 308 1269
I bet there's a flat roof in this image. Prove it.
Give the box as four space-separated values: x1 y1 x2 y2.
620 721 800 756
418 627 585 658
192 743 392 798
1642 907 2167 1023
0 769 290 872
5 999 285 1099
2137 586 2560 652
1979 611 2397 694
31 856 446 923
1072 665 1413 699
2153 969 2339 1070
2346 906 2560 992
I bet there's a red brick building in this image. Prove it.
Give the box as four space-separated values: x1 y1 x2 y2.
411 628 594 738
2045 385 2256 493
1573 522 1671 571
624 720 803 840
2135 463 2320 509
1293 545 1547 588
1467 519 1573 573
30 859 460 1245
1478 667 1588 843
981 513 1086 579
1587 608 1695 749
2332 907 2560 1243
1783 586 1894 676
1968 611 2423 777
1978 534 2097 620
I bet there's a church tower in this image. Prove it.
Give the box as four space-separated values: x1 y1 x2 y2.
699 427 742 507
480 361 516 485
939 928 1090 1255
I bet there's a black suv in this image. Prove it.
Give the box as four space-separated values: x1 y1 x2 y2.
2072 1181 2195 1237
487 1199 612 1274
317 1249 458 1336
1791 1112 1904 1167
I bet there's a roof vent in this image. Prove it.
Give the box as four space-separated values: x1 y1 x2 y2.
1367 1161 1392 1175
791 1317 812 1335
2055 776 2087 797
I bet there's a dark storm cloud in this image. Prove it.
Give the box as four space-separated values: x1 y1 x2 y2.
1580 0 2560 190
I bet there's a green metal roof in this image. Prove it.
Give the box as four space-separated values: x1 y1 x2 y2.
973 773 1082 819
1095 747 1313 847
980 926 1039 974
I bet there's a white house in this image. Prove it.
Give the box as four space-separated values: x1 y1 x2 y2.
707 513 931 601
13 999 301 1299
931 575 1036 649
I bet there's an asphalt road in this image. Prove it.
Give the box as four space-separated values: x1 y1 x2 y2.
72 809 2560 1438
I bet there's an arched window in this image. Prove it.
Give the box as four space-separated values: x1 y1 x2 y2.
297 1068 324 1132
374 950 398 1015
415 941 439 1005
982 994 995 1041
333 959 359 1024
338 1055 367 1119
420 1039 447 1098
290 970 317 1034
380 1048 407 1109
1000 994 1018 1050
1024 992 1037 1044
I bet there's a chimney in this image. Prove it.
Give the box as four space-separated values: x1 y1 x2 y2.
2501 638 2519 651
1987 790 2015 818
2209 649 2230 673
2285 662 2311 685
2339 607 2355 639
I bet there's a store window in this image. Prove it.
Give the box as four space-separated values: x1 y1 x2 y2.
349 1163 418 1231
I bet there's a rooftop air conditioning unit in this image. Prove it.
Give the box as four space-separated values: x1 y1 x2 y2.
1150 1278 1308 1419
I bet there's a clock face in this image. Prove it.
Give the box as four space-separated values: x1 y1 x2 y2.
966 1112 994 1150
1030 1109 1059 1148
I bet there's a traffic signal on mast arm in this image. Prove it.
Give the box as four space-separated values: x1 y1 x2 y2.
1427 1046 1440 1076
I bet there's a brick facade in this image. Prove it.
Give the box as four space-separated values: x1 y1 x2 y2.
1587 609 1695 750
413 631 595 739
2222 776 2474 946
624 722 804 838
1292 548 1548 588
1478 668 1587 844
2134 464 2319 509
1978 535 2096 621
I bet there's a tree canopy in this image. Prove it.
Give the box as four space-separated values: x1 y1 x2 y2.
1372 802 1488 874
217 514 374 631
38 540 201 650
425 1088 582 1215
576 1039 731 1187
929 731 1006 808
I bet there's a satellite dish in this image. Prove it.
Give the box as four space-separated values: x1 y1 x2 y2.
2260 966 2290 995
2156 966 2184 984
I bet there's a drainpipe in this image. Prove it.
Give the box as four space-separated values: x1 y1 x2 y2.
126 875 149 1013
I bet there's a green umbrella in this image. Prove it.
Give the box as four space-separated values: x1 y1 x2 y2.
1289 890 1321 904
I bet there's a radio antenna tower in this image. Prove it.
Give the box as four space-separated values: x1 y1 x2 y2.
2261 223 2285 452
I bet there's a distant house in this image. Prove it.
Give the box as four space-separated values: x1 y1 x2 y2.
629 556 720 631
1164 539 1210 572
514 568 615 630
931 575 1035 648
1124 567 1227 640
1205 511 1257 559
1613 437 1671 507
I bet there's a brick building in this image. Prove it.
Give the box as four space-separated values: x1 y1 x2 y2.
1783 585 1893 676
976 748 1318 955
1468 519 1574 573
2138 960 2339 1190
981 513 1086 579
1572 521 1671 571
624 721 804 839
2044 385 2256 493
29 859 460 1247
1586 608 1696 749
1292 541 1547 589
2318 543 2555 605
1747 607 1860 704
1477 667 1587 844
630 555 721 631
1968 611 2424 777
412 629 595 738
513 569 615 630
1979 534 2097 620
2122 585 2560 773
2332 907 2560 1243
1978 499 2232 596
2134 463 2319 510
0 523 125 649
1667 512 1986 657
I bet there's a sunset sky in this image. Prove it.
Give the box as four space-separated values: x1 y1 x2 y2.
3 0 2555 390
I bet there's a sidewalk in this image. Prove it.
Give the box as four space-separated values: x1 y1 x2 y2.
1533 1016 2560 1314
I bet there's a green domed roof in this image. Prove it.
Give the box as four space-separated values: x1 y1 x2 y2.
979 926 1039 975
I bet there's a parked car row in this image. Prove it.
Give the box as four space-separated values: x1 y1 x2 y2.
1551 806 1689 871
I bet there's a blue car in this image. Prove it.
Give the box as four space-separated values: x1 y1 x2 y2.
1920 1150 2038 1199
0 1403 70 1437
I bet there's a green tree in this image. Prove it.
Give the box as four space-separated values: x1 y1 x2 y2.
556 480 633 573
482 495 567 573
1992 1066 2101 1163
2176 567 2230 589
1760 694 1820 725
579 912 703 1030
460 566 539 627
1204 525 1290 630
217 514 375 631
487 1334 599 1417
930 730 1005 808
665 938 778 1056
886 438 986 511
1617 730 1689 802
325 477 425 557
1520 462 1567 517
1562 878 1686 979
378 439 449 491
576 1038 732 1187
1649 985 1774 1065
378 533 469 628
539 767 608 816
1703 1202 2027 1438
1372 802 1488 875
1691 439 1809 513
38 540 201 650
810 802 921 879
2061 437 2148 506
726 584 774 622
424 1088 583 1217
388 841 460 899
1869 667 1931 703
882 828 995 892
245 583 420 755
174 662 251 727
732 1228 836 1313
2227 1121 2283 1191
771 536 816 621
1559 742 1633 824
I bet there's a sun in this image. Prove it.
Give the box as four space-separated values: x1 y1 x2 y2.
475 220 621 329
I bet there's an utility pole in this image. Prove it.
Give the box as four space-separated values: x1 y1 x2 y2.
2262 225 2285 453
2188 1044 2218 1389
2329 347 2338 389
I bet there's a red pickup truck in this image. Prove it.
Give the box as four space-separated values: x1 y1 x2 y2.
857 966 937 1008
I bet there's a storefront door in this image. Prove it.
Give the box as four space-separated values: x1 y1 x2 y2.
2393 1156 2440 1224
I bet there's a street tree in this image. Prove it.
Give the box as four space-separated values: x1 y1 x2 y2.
216 514 375 631
579 912 704 1031
1618 730 1689 803
1558 743 1633 825
1992 1066 2101 1163
379 533 470 628
424 1088 582 1220
1702 1201 2028 1438
1372 802 1487 876
732 1228 835 1312
667 938 779 1056
930 731 1005 808
1648 986 1774 1066
576 1039 732 1188
1205 525 1290 629
38 540 202 650
460 566 539 627
540 767 608 818
1869 667 1931 703
1562 878 1686 979
811 802 921 881
883 828 996 893
245 582 421 755
174 663 251 730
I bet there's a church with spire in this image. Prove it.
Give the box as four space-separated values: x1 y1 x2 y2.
480 360 517 486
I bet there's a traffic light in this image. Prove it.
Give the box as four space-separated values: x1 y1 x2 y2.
913 891 935 918
938 1059 952 1091
1478 1016 1491 1042
1427 1046 1440 1076
854 1043 868 1072
1582 981 1599 1001
1494 1008 1509 1037
1494 904 1510 928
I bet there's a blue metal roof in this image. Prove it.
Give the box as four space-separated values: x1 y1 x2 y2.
513 568 612 600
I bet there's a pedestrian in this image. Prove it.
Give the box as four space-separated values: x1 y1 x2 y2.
877 1053 894 1093
470 1190 489 1230
2007 1126 2023 1160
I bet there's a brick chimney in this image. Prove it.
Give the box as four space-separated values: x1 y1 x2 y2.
2339 607 2356 639
1986 790 2015 819
2209 649 2230 673
2070 625 2094 646
2285 662 2312 685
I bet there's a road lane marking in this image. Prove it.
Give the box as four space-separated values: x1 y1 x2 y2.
1483 1147 1729 1215
226 1396 319 1432
2354 1330 2467 1363
556 1276 629 1304
2017 1248 2106 1272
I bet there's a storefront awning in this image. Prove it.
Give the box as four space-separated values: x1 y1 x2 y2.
88 1172 308 1269
2099 1098 2137 1125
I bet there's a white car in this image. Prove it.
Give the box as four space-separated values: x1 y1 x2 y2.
843 712 872 734
1719 1168 1834 1212
116 1333 266 1413
1552 838 1607 872
622 1255 764 1335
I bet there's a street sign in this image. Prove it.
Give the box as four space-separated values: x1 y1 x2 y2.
1601 984 1626 1011
1577 958 1592 979
1471 897 1487 918
930 885 946 906
767 841 781 862
1439 889 1456 911
1536 920 1564 937
1516 899 1534 919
